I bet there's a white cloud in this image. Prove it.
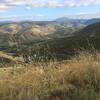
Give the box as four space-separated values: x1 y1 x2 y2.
1 0 100 7
0 0 100 12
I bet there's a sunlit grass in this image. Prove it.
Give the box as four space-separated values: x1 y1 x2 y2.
0 52 100 100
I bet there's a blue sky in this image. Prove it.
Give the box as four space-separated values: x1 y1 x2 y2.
0 0 100 21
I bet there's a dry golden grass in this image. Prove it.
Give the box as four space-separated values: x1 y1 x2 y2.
0 52 100 100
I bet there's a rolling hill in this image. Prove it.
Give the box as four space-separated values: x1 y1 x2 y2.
0 21 84 52
21 22 100 60
0 17 100 51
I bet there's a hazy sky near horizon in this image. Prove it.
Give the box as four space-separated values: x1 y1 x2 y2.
0 0 100 21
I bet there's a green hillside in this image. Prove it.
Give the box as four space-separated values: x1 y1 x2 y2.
17 22 100 61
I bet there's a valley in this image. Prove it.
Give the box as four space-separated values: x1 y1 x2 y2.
1 18 100 62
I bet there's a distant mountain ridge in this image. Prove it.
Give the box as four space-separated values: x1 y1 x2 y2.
84 18 100 25
55 17 87 24
55 17 100 25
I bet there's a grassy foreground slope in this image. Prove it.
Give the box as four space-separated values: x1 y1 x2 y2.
0 52 100 100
